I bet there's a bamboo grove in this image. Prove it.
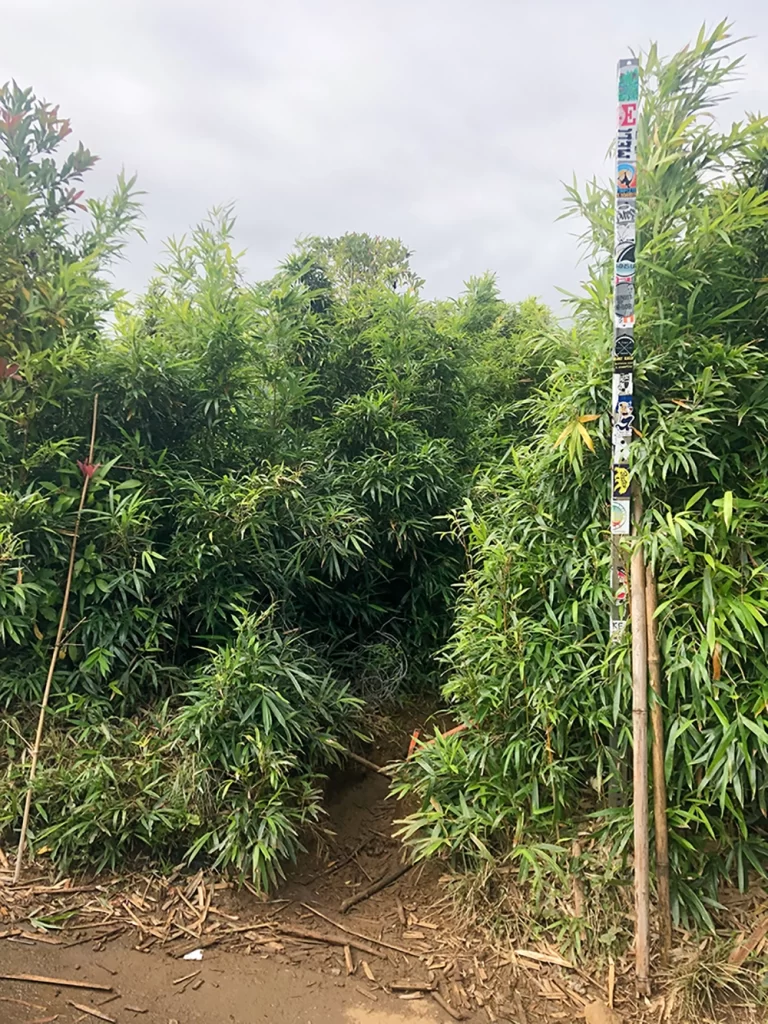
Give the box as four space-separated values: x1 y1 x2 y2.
2 23 768 949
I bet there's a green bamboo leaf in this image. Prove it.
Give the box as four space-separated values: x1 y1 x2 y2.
722 491 733 529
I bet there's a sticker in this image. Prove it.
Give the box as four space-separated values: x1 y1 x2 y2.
614 354 633 374
615 280 634 318
610 616 627 639
612 371 633 410
617 162 637 195
612 464 631 498
616 220 636 246
611 499 631 535
614 395 634 434
616 200 636 227
617 128 634 161
616 314 635 329
616 241 635 277
614 333 634 358
614 565 628 602
613 436 631 464
618 103 637 128
618 65 639 103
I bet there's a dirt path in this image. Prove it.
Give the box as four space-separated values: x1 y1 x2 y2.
1 716 504 1023
0 935 445 1023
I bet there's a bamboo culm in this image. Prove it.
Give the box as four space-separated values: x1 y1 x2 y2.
646 566 672 960
13 394 99 883
631 481 650 995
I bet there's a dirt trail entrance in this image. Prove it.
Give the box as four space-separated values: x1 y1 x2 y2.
1 713 510 1023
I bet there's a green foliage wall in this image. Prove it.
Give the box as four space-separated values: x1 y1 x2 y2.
395 24 768 934
0 81 552 879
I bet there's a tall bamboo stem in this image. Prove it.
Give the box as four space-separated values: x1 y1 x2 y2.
13 395 99 883
631 481 650 995
646 566 672 961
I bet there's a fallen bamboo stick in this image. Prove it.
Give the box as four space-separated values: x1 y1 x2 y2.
0 973 112 992
646 567 672 962
513 991 528 1024
24 885 103 896
344 944 354 975
172 969 200 986
300 902 421 959
14 395 99 884
316 838 371 880
631 481 650 996
0 996 46 1011
344 751 392 776
431 990 465 1020
67 1000 116 1023
340 863 413 912
390 980 436 992
275 923 381 958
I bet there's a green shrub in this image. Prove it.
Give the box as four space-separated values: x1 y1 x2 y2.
394 22 768 933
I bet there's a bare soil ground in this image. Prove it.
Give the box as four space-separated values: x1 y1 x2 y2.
5 709 755 1024
0 710 516 1024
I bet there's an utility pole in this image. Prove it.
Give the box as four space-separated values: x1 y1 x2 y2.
610 58 650 995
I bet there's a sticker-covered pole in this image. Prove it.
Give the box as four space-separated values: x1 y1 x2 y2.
610 58 639 635
611 57 651 995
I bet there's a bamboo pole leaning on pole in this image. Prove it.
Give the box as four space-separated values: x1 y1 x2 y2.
13 394 100 884
646 566 672 961
631 480 650 995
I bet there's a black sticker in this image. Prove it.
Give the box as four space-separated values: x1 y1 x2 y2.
614 333 634 357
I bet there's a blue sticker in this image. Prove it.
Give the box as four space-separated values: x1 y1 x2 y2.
614 395 634 433
617 162 637 195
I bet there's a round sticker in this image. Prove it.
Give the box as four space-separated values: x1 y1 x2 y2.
611 500 630 533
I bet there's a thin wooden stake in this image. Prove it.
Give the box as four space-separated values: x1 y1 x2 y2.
646 567 672 961
630 481 650 995
13 394 99 883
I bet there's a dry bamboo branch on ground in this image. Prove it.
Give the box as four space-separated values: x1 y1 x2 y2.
276 923 380 958
340 863 412 912
0 973 112 992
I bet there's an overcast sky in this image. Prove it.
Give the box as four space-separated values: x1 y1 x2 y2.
5 1 768 311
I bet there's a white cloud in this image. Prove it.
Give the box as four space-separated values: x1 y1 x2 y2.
5 0 768 310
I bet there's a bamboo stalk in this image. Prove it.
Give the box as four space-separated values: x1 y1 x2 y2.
630 481 650 995
646 566 672 961
340 863 413 913
13 395 99 883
